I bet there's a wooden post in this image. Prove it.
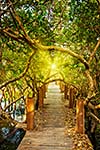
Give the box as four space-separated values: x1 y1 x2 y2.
42 84 46 98
26 97 34 130
44 84 47 98
76 99 85 134
0 94 2 114
69 87 74 108
64 85 68 99
60 82 64 93
39 87 44 108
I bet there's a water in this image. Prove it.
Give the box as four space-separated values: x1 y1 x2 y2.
0 102 26 149
0 128 26 150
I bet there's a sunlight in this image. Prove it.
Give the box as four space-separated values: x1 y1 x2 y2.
51 63 56 70
0 93 2 99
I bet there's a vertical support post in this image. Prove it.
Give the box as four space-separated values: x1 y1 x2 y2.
60 82 64 93
69 87 74 108
0 99 2 115
64 85 68 99
42 84 46 98
76 99 85 134
26 97 34 130
44 84 47 98
0 91 3 114
39 87 44 108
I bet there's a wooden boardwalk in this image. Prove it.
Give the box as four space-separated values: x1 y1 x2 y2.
17 82 73 150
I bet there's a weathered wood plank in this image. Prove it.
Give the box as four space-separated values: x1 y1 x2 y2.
17 83 73 150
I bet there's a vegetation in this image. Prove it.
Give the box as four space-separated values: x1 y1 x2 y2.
0 0 100 148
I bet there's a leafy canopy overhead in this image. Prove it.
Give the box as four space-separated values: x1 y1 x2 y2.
0 0 100 89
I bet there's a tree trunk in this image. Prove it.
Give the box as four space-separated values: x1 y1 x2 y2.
42 84 46 99
38 87 44 108
76 99 85 134
69 87 74 108
26 97 34 130
60 82 65 92
64 85 68 99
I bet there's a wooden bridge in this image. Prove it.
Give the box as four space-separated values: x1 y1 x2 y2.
0 82 93 150
17 83 92 150
17 82 73 150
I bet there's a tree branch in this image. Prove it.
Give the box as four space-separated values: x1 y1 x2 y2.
2 1 90 70
2 28 23 42
88 112 100 124
96 0 100 5
88 39 100 64
0 51 36 89
3 96 24 111
45 78 65 85
95 104 100 109
36 43 89 69
8 0 37 48
84 69 96 104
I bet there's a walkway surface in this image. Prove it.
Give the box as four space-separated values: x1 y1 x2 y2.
17 82 73 150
